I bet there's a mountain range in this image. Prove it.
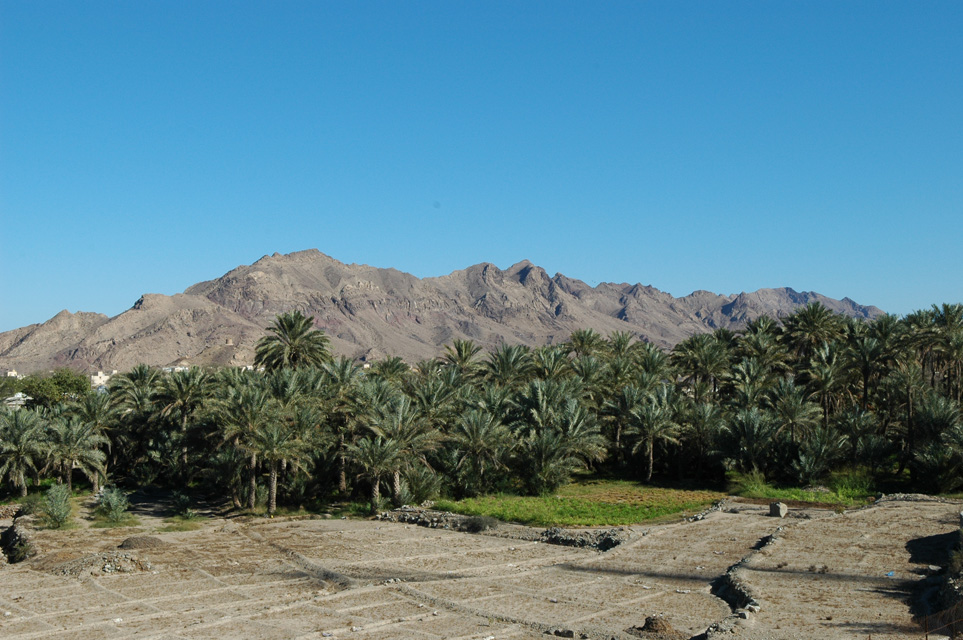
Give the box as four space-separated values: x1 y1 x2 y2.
0 249 883 374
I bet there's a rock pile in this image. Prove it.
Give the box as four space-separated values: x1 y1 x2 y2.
50 551 152 577
539 527 627 551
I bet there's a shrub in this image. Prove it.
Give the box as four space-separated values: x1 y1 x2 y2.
43 484 72 528
728 470 772 497
462 515 499 533
97 487 130 522
829 469 873 501
18 493 44 516
171 492 198 519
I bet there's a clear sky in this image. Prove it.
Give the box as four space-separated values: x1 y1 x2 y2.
2 1 961 332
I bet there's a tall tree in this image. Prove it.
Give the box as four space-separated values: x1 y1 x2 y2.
255 310 332 371
0 409 46 496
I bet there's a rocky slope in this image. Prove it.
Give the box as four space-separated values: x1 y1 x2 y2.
0 249 882 374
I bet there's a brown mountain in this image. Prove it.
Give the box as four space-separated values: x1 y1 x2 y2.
0 249 883 374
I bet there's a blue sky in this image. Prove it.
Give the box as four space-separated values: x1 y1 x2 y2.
2 1 961 332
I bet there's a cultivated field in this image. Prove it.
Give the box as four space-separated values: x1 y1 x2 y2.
0 495 959 639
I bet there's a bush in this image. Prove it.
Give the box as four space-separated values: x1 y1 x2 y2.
462 515 499 533
171 492 198 519
829 469 873 501
97 487 130 522
18 493 44 516
43 484 72 528
728 470 772 497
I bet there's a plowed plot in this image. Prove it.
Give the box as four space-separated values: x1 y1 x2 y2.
0 497 958 639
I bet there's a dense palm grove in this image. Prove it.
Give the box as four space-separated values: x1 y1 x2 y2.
2 302 963 514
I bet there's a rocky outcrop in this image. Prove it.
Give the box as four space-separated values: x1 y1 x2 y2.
0 249 883 373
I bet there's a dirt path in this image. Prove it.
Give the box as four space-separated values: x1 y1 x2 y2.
0 496 958 639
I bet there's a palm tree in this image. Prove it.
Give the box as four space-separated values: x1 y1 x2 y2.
247 420 312 515
627 385 680 482
567 328 605 358
723 407 776 476
46 415 108 492
783 302 844 361
443 340 484 379
0 409 46 496
768 379 821 443
254 310 332 371
365 396 441 504
846 335 887 411
449 409 512 497
349 436 401 513
803 343 850 426
215 380 275 510
601 384 647 465
672 333 730 401
318 357 363 494
369 356 411 384
533 346 572 381
678 401 724 477
485 344 534 387
157 367 212 471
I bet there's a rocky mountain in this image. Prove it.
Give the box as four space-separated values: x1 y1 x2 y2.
0 249 883 374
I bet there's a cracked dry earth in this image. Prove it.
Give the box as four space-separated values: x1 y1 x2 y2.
0 496 960 640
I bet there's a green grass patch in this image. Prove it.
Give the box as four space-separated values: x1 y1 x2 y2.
728 470 875 507
158 515 204 532
91 514 141 528
436 480 725 527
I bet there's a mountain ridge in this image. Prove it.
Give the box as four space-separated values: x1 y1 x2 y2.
0 249 883 374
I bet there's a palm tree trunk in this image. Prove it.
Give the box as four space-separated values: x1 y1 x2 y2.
370 477 380 514
393 468 402 505
646 439 654 482
181 414 189 469
338 433 347 494
268 462 278 516
231 486 242 509
248 453 258 510
66 462 73 493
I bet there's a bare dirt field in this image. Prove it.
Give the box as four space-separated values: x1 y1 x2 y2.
1 495 960 640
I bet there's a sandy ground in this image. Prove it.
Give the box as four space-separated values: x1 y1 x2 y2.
0 495 959 640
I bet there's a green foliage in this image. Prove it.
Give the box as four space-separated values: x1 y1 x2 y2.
828 469 873 501
18 492 44 516
20 368 89 408
437 480 724 527
42 484 73 528
159 516 203 532
171 492 197 518
727 470 874 506
96 487 130 522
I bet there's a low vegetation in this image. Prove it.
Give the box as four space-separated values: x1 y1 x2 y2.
437 479 726 527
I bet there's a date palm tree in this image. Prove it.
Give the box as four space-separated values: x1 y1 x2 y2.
216 380 275 510
449 409 512 497
566 328 605 358
46 415 108 492
349 436 401 513
0 409 46 496
255 310 332 371
248 419 312 515
157 367 212 472
627 385 680 482
443 339 484 379
486 344 534 388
